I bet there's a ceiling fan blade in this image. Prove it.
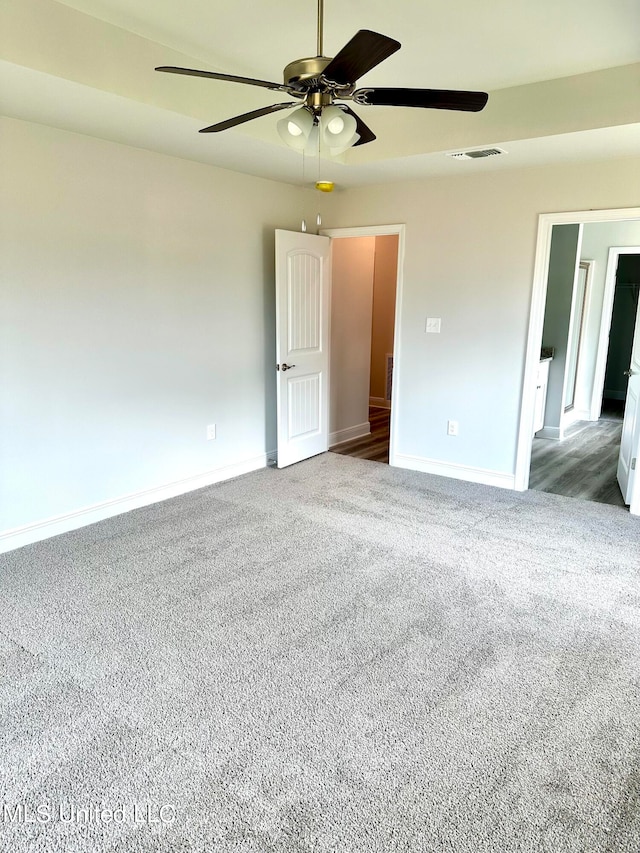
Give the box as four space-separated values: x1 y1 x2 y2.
354 87 489 112
199 103 298 133
322 30 401 85
339 105 376 147
156 66 291 93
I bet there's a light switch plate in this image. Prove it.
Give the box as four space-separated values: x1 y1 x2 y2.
426 317 441 333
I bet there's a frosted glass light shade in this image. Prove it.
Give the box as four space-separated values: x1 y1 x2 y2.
320 106 358 153
277 108 314 150
328 132 360 156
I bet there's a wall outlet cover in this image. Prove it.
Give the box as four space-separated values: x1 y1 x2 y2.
206 424 216 441
426 317 441 333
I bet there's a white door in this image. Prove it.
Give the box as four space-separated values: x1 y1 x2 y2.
275 229 331 468
617 301 640 504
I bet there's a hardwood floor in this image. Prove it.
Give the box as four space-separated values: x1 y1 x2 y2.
331 406 390 463
529 415 625 507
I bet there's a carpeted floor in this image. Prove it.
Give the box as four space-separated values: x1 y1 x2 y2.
1 453 639 852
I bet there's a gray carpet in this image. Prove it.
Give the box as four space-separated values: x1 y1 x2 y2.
1 453 640 852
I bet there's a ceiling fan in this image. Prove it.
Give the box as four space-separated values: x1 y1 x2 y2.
155 0 488 152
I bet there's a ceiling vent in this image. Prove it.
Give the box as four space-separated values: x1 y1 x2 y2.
447 147 507 160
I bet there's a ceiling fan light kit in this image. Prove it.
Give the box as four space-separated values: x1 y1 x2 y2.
276 107 314 149
320 106 359 154
156 0 488 154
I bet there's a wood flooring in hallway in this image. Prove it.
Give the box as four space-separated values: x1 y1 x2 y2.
330 407 390 464
529 415 626 507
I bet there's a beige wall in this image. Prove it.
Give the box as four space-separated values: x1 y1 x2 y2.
329 237 376 440
324 157 640 479
0 117 317 534
369 235 399 402
4 109 640 542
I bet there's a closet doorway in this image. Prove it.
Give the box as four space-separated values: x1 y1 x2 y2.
322 226 403 465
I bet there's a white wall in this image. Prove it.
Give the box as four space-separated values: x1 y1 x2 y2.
0 117 316 542
329 237 375 443
324 157 640 484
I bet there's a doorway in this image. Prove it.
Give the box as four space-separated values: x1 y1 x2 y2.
515 208 640 515
321 225 405 466
529 231 638 506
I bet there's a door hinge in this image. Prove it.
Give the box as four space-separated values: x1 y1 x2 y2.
632 458 637 471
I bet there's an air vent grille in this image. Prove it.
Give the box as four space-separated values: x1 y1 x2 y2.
385 354 393 402
447 147 507 160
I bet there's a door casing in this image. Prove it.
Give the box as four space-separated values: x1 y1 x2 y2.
515 207 640 515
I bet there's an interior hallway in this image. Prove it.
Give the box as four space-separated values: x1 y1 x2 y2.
529 401 626 507
331 407 390 464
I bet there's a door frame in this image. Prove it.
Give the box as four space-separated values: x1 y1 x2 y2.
562 257 592 421
320 224 406 467
514 206 640 515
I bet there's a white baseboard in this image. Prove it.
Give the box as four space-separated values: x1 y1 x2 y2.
0 454 268 554
329 422 371 448
391 453 516 490
369 397 391 410
536 426 562 440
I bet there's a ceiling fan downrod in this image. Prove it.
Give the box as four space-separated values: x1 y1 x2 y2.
317 0 324 57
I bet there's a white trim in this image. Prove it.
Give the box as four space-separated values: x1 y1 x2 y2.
573 259 597 419
322 224 406 239
329 422 371 447
369 396 390 409
631 462 640 517
515 207 640 492
321 224 406 469
558 225 584 432
0 454 268 554
591 246 640 420
394 453 515 490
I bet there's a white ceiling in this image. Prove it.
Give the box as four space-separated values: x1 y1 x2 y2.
3 0 640 186
56 0 640 89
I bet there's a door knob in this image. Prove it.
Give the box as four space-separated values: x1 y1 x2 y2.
280 363 296 371
624 369 635 377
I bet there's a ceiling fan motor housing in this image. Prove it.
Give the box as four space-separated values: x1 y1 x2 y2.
283 56 333 89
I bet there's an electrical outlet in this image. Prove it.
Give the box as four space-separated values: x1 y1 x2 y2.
425 317 441 334
447 420 458 436
206 424 216 441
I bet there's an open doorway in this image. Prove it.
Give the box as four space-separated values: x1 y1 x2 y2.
515 209 640 515
321 225 404 465
529 228 640 506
